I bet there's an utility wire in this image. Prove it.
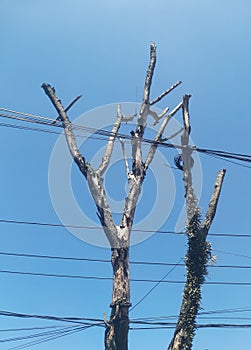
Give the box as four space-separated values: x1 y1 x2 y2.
130 323 251 330
1 109 251 167
6 324 100 350
1 218 251 238
0 326 69 332
130 258 183 312
131 307 251 323
0 325 83 343
3 307 251 324
0 268 251 285
0 121 112 142
214 249 251 260
0 310 103 324
1 250 251 270
2 309 251 330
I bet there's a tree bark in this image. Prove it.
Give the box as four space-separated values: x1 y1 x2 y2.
105 248 130 350
167 96 226 350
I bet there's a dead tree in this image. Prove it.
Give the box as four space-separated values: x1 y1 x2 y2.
42 42 183 350
167 95 226 350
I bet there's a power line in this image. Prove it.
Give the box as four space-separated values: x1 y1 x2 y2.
3 309 251 329
1 108 251 168
130 258 183 312
2 309 251 349
0 325 83 344
131 307 251 324
1 250 251 270
130 323 251 330
1 268 251 285
214 249 251 260
0 309 103 349
6 324 100 350
0 310 103 325
1 218 251 238
0 326 68 332
0 121 111 142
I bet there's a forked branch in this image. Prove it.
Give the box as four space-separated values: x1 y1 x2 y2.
41 83 90 177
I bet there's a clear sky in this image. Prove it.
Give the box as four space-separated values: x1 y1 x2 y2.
1 0 251 349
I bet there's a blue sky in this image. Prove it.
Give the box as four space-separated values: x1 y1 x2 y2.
1 0 251 349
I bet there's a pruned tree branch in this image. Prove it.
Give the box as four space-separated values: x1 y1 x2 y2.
151 106 169 126
52 95 82 125
119 137 131 181
42 83 120 248
150 80 182 106
121 113 137 123
135 42 156 135
202 169 226 232
144 101 183 171
160 127 183 142
143 41 157 104
97 105 124 176
42 83 90 177
64 95 82 113
180 95 194 204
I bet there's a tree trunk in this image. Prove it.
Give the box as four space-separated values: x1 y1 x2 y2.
167 95 226 350
105 248 131 350
167 210 207 350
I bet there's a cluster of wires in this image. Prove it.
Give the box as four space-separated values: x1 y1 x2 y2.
1 308 251 349
1 107 251 168
0 310 104 349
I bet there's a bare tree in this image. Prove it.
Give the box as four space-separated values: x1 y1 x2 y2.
42 42 183 350
42 43 225 350
167 95 226 350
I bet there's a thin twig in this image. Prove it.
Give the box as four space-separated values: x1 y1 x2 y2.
97 105 123 176
118 137 131 180
65 95 82 113
160 127 183 142
52 95 82 124
150 80 182 106
152 106 169 126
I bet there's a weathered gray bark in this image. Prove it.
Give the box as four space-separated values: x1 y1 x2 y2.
105 248 130 350
42 42 182 350
167 95 226 350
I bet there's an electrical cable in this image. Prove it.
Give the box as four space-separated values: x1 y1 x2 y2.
0 268 251 285
130 258 183 312
0 326 65 332
0 310 103 324
0 325 83 343
1 218 251 239
0 250 251 271
0 250 251 270
1 109 251 167
6 323 101 350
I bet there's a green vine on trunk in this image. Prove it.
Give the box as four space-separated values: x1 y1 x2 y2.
177 207 214 350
